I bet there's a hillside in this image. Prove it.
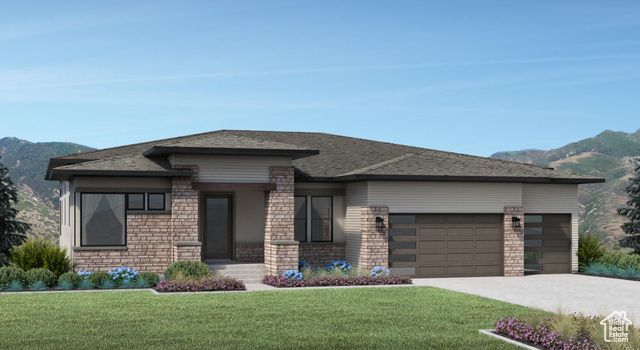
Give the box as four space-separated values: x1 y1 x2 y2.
492 129 640 248
0 137 95 242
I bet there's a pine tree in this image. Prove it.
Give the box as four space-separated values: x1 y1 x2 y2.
618 161 640 254
0 157 30 265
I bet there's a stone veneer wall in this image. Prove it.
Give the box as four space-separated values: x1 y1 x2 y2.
171 166 201 261
73 213 172 274
235 244 264 262
358 206 389 271
299 244 346 265
264 167 299 276
504 206 524 277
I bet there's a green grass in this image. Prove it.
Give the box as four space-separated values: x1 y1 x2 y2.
0 287 534 349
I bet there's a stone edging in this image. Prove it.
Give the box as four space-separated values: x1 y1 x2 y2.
478 329 539 350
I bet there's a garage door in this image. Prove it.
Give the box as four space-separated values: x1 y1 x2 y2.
388 214 503 277
523 214 571 274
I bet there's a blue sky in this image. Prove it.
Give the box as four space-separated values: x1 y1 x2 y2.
1 0 639 156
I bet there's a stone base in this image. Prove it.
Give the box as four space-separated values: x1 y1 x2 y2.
235 244 265 262
299 243 345 265
504 206 524 277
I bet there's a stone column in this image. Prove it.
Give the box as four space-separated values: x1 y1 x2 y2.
264 167 298 276
358 206 389 271
504 206 524 276
171 166 202 262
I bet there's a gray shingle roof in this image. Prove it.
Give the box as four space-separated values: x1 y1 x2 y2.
47 130 603 183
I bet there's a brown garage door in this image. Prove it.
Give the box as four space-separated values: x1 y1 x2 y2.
388 214 503 277
524 214 571 274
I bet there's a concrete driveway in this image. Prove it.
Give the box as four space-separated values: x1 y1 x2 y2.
414 274 640 322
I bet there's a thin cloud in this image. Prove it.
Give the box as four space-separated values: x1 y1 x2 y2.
1 54 640 90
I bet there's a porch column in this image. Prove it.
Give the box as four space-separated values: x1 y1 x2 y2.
503 206 524 276
358 206 389 271
264 167 298 276
171 166 202 262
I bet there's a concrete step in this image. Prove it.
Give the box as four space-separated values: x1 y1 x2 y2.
207 262 266 283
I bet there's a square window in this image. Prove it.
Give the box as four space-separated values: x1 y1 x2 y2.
126 193 145 210
148 193 165 211
81 194 126 246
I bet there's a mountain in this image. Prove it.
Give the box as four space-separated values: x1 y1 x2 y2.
492 129 640 248
0 137 95 242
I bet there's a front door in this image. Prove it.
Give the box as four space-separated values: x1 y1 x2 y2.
203 195 232 260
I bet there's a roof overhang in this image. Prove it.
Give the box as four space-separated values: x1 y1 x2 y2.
295 174 606 184
45 158 95 180
143 146 319 159
48 169 193 181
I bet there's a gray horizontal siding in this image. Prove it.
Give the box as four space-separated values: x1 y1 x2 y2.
169 155 291 183
367 181 523 213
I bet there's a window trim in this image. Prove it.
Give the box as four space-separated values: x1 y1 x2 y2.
147 193 166 211
80 193 127 247
310 196 333 243
294 196 307 243
126 193 146 211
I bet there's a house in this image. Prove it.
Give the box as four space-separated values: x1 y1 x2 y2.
45 130 603 277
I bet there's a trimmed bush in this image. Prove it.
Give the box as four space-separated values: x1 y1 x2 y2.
56 280 74 290
107 266 138 285
78 279 94 290
9 238 72 277
58 272 82 288
28 280 48 291
24 268 56 288
596 250 640 270
577 234 605 271
154 277 246 293
164 260 212 281
137 272 160 287
0 266 25 288
263 275 412 288
371 266 391 278
86 271 111 287
324 260 352 274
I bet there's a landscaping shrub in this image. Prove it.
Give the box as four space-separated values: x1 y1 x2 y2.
77 270 93 279
86 271 111 287
28 280 48 291
370 266 390 278
595 250 640 270
263 275 412 288
0 266 25 288
9 238 72 277
98 279 115 289
24 268 56 288
56 280 74 290
154 277 246 293
577 234 605 271
107 266 138 285
77 279 94 290
584 262 640 280
324 260 352 274
58 272 82 288
6 280 23 291
137 272 160 287
494 316 603 350
282 270 303 280
298 261 312 270
164 260 212 281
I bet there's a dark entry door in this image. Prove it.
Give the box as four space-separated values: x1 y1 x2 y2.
203 195 232 260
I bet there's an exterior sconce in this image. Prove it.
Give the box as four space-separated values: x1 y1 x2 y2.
512 217 521 228
375 216 384 229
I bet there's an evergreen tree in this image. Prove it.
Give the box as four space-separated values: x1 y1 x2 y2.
618 161 640 254
0 157 30 265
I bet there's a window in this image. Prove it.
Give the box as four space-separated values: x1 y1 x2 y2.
389 215 416 224
126 193 145 210
311 196 332 242
81 194 126 246
148 193 166 211
294 196 307 242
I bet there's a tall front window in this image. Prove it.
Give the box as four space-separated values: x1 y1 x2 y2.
311 196 332 242
294 196 307 242
81 194 126 246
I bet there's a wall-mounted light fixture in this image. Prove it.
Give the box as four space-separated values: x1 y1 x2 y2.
512 217 521 228
375 216 384 229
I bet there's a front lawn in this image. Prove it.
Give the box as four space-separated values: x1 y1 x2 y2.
0 287 534 349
